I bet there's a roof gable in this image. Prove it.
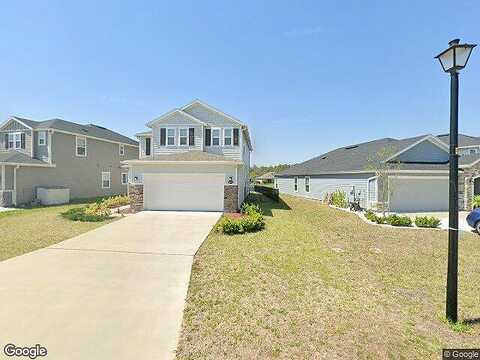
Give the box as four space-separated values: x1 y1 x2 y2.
181 100 245 127
385 135 449 162
146 109 206 127
0 117 35 131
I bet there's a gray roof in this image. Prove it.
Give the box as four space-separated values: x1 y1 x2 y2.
278 134 480 177
257 172 275 180
0 150 51 166
124 151 241 163
11 117 138 146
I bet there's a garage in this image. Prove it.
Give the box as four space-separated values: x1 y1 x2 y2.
143 173 224 211
389 176 449 212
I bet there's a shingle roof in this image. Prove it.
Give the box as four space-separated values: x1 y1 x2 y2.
437 134 480 147
9 117 138 146
0 150 51 166
124 151 241 163
278 134 480 176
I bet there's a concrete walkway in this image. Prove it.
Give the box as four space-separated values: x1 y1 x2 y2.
0 211 221 360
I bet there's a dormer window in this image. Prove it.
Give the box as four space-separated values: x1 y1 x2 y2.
211 128 220 146
224 128 233 146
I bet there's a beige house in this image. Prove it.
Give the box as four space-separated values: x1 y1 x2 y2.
124 100 253 212
0 117 138 206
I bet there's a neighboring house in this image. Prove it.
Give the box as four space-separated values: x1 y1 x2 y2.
0 117 138 206
276 134 480 212
256 172 275 185
123 100 253 212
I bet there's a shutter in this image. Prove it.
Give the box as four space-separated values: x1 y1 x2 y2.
189 128 195 146
4 134 8 149
21 133 26 149
160 128 166 146
145 137 151 156
205 128 211 146
233 128 239 146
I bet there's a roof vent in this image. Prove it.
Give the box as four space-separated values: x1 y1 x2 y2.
344 145 358 150
321 156 327 160
81 128 89 133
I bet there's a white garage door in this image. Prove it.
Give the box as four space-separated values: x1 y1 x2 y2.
389 176 449 212
143 173 225 211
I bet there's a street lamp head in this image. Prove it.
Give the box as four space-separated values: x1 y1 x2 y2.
435 39 476 73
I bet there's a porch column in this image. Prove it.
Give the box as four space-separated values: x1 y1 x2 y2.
1 165 5 191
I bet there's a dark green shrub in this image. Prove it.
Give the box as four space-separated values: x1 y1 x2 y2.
331 190 348 208
61 207 110 222
472 195 480 209
414 216 441 228
217 202 265 235
241 212 265 232
365 210 377 222
217 217 246 234
386 214 412 227
241 202 263 216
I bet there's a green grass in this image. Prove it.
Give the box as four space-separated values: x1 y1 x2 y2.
176 193 480 359
0 199 115 262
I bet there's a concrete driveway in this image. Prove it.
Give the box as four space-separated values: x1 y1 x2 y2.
398 211 472 232
0 211 221 360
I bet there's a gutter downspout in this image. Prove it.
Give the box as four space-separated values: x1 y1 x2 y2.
13 165 19 205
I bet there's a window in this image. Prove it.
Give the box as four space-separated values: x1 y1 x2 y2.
145 137 151 156
305 176 310 193
38 131 46 146
119 144 125 156
8 133 22 149
224 128 233 146
102 172 111 189
294 177 298 192
179 128 188 146
76 136 87 157
211 128 220 146
167 128 176 146
121 173 128 185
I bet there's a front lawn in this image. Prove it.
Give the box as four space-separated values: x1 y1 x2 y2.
176 194 480 359
0 201 115 262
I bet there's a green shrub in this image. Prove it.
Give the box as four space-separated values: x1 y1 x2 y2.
85 202 111 217
365 210 387 224
101 195 131 209
473 195 480 209
386 214 412 227
217 202 265 235
241 212 265 232
217 217 246 234
331 190 348 208
61 207 109 222
414 216 441 228
241 202 263 216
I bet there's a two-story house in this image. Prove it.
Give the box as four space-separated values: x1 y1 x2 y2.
124 100 253 212
0 116 138 206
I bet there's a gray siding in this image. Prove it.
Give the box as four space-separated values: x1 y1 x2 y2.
183 103 241 127
0 126 33 156
33 130 50 162
394 141 449 163
152 124 203 155
277 173 374 208
15 132 138 204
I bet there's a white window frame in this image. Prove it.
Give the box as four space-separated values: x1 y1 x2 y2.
101 171 111 189
119 144 125 156
211 127 221 147
305 176 310 193
178 128 188 146
166 128 176 146
8 132 22 149
76 136 87 157
38 131 47 146
121 172 128 185
223 127 233 146
294 176 298 192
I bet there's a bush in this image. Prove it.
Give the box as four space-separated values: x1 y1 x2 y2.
217 202 265 234
364 210 387 224
61 207 110 222
85 202 111 217
101 195 130 209
330 190 348 208
414 216 441 228
386 214 412 227
473 195 480 209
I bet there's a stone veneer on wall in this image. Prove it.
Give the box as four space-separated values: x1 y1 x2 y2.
128 183 144 212
224 185 238 213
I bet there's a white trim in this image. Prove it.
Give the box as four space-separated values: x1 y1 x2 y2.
34 128 139 148
147 109 207 127
294 176 298 192
119 143 125 156
391 175 449 179
122 159 243 166
101 171 111 189
121 172 128 185
1 165 5 191
47 131 52 164
223 127 233 146
7 132 23 150
38 130 47 146
211 127 221 147
366 176 378 208
178 127 189 147
75 135 87 157
384 135 449 162
276 169 451 178
166 127 176 146
13 165 18 205
0 162 56 168
0 117 33 131
181 100 245 127
305 176 310 193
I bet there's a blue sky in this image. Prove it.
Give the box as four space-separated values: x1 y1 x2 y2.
1 0 478 165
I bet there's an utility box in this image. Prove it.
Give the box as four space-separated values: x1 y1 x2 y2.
37 187 70 205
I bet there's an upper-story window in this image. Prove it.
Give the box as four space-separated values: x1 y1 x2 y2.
119 144 125 156
211 128 221 146
7 132 23 149
38 131 47 146
179 128 188 146
76 136 87 157
224 128 233 146
167 128 176 146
